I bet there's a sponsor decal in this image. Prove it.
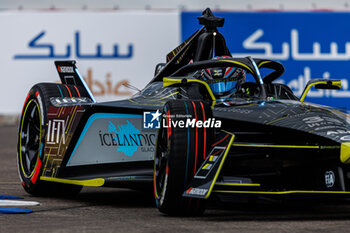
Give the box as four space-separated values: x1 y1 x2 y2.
214 107 252 114
58 66 74 73
325 170 335 188
50 97 93 107
302 116 343 128
186 187 208 196
340 135 350 141
326 130 350 135
55 68 134 97
143 110 161 129
84 68 133 97
46 119 66 145
14 31 133 60
99 120 156 156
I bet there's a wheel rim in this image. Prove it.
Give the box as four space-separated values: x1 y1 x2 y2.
19 99 41 178
154 116 170 198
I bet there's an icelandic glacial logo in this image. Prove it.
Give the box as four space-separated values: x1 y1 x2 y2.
143 110 161 129
325 171 335 188
108 120 140 156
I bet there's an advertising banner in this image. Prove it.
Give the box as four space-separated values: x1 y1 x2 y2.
182 12 350 109
0 11 179 114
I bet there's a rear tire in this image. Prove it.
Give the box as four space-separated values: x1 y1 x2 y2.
154 100 214 215
17 83 89 196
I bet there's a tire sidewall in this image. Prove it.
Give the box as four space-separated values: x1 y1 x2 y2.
17 85 47 193
154 100 213 215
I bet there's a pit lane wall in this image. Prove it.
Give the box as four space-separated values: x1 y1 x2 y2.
2 10 350 116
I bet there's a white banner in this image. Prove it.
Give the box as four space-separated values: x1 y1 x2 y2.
0 11 180 114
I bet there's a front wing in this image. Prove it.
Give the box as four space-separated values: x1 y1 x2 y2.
184 131 350 199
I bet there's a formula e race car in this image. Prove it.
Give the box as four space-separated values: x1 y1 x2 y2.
18 8 350 216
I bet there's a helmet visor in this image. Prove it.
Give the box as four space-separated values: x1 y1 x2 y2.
207 80 238 95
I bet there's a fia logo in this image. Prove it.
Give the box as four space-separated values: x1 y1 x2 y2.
143 110 161 129
325 171 335 188
47 119 66 144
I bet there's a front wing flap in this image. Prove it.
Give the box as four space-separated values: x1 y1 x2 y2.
183 133 235 199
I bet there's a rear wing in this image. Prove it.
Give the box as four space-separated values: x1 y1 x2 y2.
54 60 96 103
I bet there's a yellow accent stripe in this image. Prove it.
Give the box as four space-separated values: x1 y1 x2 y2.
128 99 138 104
300 80 341 103
222 60 253 74
19 99 42 178
213 190 350 195
258 60 272 68
163 78 216 107
19 100 32 176
202 163 210 170
333 80 341 88
163 78 183 87
187 79 216 103
156 91 179 101
341 142 350 163
205 134 235 199
300 81 324 103
65 106 77 134
266 116 288 125
40 176 105 187
42 147 52 175
221 130 235 136
209 155 214 161
58 107 63 118
215 183 261 187
232 143 320 149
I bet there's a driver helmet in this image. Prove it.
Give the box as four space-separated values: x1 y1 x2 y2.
202 56 245 97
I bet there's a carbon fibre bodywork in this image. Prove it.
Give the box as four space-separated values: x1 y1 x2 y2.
19 9 350 201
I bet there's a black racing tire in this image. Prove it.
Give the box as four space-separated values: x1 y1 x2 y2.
154 100 214 216
17 83 89 196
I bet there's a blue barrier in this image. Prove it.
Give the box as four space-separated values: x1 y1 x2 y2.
182 12 350 109
0 207 32 214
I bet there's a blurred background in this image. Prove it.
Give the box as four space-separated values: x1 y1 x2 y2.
1 0 350 124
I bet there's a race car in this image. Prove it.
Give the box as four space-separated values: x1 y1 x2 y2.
18 8 350 216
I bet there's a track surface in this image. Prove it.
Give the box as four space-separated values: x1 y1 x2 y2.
2 125 350 232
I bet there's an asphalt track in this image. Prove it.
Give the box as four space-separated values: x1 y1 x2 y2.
2 125 350 232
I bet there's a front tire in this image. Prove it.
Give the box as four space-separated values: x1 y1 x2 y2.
18 83 88 196
154 100 214 215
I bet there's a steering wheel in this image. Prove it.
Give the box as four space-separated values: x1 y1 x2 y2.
238 82 261 98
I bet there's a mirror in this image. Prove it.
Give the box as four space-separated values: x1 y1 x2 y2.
314 80 341 90
300 79 341 102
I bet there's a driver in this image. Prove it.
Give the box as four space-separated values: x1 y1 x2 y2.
201 57 246 98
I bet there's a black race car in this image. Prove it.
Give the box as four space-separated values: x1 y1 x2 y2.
18 9 350 216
